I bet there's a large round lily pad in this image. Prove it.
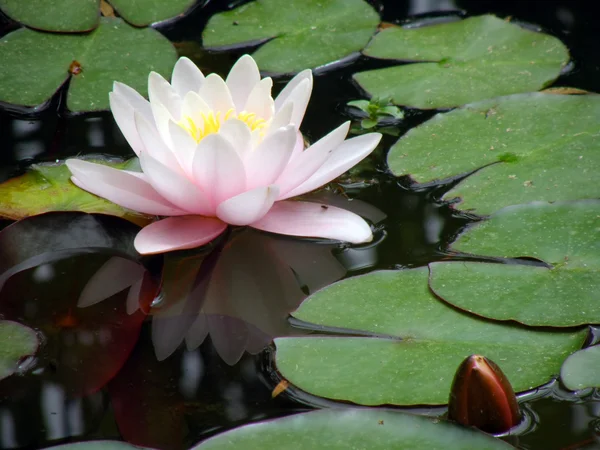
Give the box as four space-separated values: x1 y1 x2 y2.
560 345 600 391
46 442 150 450
354 15 569 109
202 0 380 74
109 0 197 27
274 268 586 406
387 93 600 214
0 320 38 381
429 201 600 327
0 17 176 111
0 157 149 226
192 409 513 449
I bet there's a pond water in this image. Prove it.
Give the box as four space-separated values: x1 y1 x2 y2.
0 0 599 449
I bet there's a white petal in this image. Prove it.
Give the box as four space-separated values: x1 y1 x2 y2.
109 91 143 156
150 100 175 147
251 201 373 243
113 82 153 122
134 216 227 254
226 54 261 112
171 57 205 97
216 185 279 226
218 118 252 158
192 133 247 206
134 111 182 174
282 132 382 199
266 101 293 136
168 119 197 176
66 159 185 216
274 69 313 110
139 152 213 215
274 70 313 127
276 121 350 198
181 91 212 126
244 77 274 120
148 71 181 119
198 73 235 113
245 125 296 190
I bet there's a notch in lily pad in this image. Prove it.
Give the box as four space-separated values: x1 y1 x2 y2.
0 320 38 381
0 17 177 111
353 15 569 109
202 0 380 74
0 0 197 32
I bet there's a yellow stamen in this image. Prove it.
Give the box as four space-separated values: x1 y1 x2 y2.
178 108 268 144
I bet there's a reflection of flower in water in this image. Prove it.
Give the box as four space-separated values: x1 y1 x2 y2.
80 196 386 365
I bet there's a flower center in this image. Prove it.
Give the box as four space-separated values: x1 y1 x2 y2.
179 109 267 144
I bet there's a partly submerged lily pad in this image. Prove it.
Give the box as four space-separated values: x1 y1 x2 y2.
45 441 151 450
387 93 600 214
0 0 195 31
0 320 38 381
0 17 176 111
0 157 150 226
354 15 569 109
192 408 513 449
274 268 585 406
429 201 600 327
202 0 380 74
560 345 600 391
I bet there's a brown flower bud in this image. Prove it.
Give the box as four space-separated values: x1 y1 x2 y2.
448 354 521 434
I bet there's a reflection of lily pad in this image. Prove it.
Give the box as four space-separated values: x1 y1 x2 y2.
560 346 600 391
0 320 38 381
193 408 512 449
274 268 585 406
202 0 380 74
0 157 150 226
0 17 176 111
0 0 196 31
387 93 600 214
354 15 569 109
429 201 600 327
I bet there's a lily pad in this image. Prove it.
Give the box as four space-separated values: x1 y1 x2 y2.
0 17 177 111
192 408 512 450
0 0 99 32
46 441 150 450
0 320 38 381
354 15 569 109
387 93 600 214
429 201 600 327
0 157 150 226
202 0 380 74
110 0 197 27
560 345 600 391
274 268 585 406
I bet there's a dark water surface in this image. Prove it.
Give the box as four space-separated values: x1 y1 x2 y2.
1 0 600 449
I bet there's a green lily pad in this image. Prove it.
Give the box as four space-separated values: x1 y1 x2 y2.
354 15 569 109
202 0 380 74
560 345 600 391
192 409 512 450
0 17 177 111
387 93 600 214
47 441 150 450
0 157 150 226
109 0 197 27
0 0 99 32
429 201 600 327
274 268 585 406
0 320 38 381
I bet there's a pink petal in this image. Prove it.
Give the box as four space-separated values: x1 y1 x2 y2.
139 152 213 215
198 74 235 113
192 134 247 206
167 119 197 176
171 57 205 97
216 185 279 226
134 216 227 254
251 201 373 243
226 54 261 112
134 111 182 174
283 132 382 199
109 91 143 156
244 77 274 121
148 72 181 119
113 82 153 123
274 71 313 127
66 159 185 216
244 125 296 190
276 122 350 198
218 119 252 158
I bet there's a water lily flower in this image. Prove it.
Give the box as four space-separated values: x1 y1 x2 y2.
66 55 381 254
